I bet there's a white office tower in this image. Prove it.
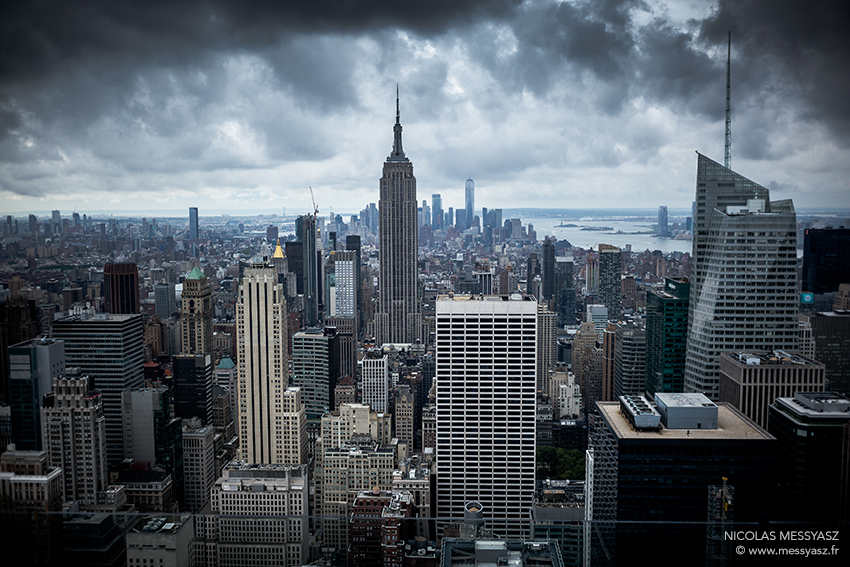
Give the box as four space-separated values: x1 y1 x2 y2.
435 294 537 538
332 250 357 318
209 462 309 567
360 351 390 413
41 372 108 505
685 154 798 400
236 264 289 463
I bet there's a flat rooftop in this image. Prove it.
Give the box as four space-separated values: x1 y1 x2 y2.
776 392 850 418
724 350 822 366
597 401 772 441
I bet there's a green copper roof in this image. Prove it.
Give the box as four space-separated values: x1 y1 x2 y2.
186 267 205 280
217 357 235 369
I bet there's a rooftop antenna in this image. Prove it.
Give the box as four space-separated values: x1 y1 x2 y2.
724 31 732 169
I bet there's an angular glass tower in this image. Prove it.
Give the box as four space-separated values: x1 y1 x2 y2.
684 154 798 400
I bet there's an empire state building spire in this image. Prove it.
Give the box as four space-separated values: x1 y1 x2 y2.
377 88 420 345
389 85 408 162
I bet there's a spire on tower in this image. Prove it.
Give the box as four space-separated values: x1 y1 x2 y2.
389 84 408 162
724 31 732 169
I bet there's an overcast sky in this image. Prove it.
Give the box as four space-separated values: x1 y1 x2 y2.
2 0 848 217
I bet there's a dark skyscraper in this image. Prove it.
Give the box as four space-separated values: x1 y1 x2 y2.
801 227 850 295
0 296 38 404
376 92 420 344
598 244 622 320
542 237 555 301
658 205 669 236
189 206 199 239
299 214 319 327
769 392 850 524
645 277 690 396
173 353 213 424
104 262 140 315
554 257 576 326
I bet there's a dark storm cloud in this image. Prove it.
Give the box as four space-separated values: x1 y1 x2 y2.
700 0 850 138
0 0 522 83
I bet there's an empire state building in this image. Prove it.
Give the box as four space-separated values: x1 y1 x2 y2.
376 92 420 344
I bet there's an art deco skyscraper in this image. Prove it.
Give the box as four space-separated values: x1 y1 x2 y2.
435 294 537 538
376 92 420 344
236 264 289 463
181 267 213 355
42 372 107 505
684 153 798 400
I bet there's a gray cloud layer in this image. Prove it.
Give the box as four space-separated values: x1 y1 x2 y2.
1 0 848 211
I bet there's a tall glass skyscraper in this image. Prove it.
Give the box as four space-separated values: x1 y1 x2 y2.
464 178 474 231
684 154 798 400
188 207 198 239
432 193 443 229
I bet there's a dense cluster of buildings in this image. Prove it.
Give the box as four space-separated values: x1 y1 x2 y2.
1 97 849 567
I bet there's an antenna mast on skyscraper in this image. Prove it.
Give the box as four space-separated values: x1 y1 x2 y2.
724 31 732 169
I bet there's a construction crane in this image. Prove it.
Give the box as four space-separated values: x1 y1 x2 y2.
309 186 318 219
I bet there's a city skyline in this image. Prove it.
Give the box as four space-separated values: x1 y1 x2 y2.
1 1 849 215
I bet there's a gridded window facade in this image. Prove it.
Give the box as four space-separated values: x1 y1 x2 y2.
435 295 537 539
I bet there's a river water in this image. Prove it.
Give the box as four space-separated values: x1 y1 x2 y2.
521 215 694 254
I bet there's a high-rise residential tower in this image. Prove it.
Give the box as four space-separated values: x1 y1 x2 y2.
53 313 144 464
188 207 198 239
597 244 622 320
236 264 289 464
376 92 420 345
657 205 669 237
104 262 140 315
464 178 474 231
436 294 537 538
41 371 107 504
181 267 213 355
685 154 798 400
